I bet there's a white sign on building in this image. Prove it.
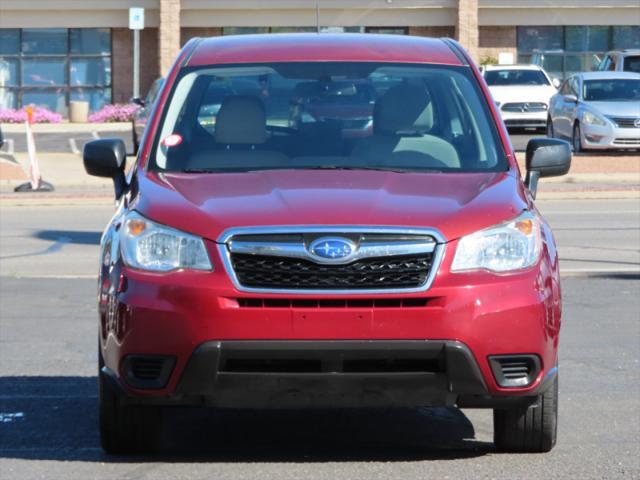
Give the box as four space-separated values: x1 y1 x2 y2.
129 8 145 30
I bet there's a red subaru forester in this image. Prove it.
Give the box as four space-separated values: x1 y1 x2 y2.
84 34 571 454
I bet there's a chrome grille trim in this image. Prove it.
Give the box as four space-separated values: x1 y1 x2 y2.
229 238 436 265
216 226 446 295
607 116 640 128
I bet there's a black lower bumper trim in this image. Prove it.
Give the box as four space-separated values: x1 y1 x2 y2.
106 341 553 409
175 340 489 408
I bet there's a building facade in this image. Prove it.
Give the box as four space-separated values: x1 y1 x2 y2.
1 0 639 115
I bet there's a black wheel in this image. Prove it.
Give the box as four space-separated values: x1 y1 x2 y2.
546 117 554 138
572 123 583 153
99 355 163 454
493 375 558 453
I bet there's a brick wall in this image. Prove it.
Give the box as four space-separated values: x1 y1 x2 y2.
159 0 182 76
478 26 517 64
455 0 479 62
181 27 223 46
112 28 159 103
409 26 455 38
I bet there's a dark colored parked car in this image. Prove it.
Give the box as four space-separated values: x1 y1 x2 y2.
84 33 571 455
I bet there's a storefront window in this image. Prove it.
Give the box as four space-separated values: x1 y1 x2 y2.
22 88 66 113
517 26 563 52
612 26 640 49
23 58 66 86
22 28 67 55
0 58 19 86
0 29 20 55
565 26 609 52
0 28 112 115
70 28 111 55
518 25 637 79
70 58 111 86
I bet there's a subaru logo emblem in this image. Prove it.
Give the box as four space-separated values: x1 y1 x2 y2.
309 237 356 262
634 118 640 128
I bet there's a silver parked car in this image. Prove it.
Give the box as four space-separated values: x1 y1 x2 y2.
597 49 640 74
547 71 640 152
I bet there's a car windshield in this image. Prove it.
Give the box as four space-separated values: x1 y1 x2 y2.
152 62 506 173
583 79 640 101
484 69 550 86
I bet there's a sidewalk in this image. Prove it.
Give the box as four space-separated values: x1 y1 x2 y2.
0 150 638 205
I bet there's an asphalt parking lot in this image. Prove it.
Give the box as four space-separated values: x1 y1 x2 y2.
0 200 638 479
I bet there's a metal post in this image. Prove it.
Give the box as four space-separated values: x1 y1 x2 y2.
133 29 140 99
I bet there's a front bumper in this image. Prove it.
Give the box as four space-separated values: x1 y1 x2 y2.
500 110 547 129
99 231 561 408
582 121 640 150
104 340 552 409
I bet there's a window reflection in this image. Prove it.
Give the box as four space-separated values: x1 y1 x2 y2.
23 58 66 86
22 29 67 54
0 28 112 113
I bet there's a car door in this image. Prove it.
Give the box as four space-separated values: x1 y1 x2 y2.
553 78 574 139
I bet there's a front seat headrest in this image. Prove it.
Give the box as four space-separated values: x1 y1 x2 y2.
215 95 267 145
374 84 433 135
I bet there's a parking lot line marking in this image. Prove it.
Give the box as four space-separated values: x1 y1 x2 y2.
91 131 101 140
68 138 80 155
6 138 15 155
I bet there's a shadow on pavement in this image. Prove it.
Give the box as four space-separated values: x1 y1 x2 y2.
0 376 492 463
34 230 102 246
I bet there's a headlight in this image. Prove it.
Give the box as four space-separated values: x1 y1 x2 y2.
583 111 607 126
451 212 541 273
120 211 212 272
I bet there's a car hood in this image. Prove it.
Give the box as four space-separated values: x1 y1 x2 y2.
582 101 640 117
489 85 557 104
134 169 527 243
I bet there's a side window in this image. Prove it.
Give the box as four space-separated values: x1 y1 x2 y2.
599 56 610 71
568 78 579 97
609 56 617 71
560 80 570 95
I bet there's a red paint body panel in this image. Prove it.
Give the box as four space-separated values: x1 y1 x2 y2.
187 34 463 67
135 170 525 242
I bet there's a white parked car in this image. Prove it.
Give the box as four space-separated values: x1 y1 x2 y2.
547 71 640 152
482 65 559 131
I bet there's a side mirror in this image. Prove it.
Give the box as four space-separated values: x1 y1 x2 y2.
552 78 561 89
131 97 145 107
83 138 127 200
563 94 578 103
524 138 572 199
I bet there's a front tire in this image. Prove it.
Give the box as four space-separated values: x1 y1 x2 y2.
546 117 554 138
572 123 583 153
493 375 558 453
99 348 163 454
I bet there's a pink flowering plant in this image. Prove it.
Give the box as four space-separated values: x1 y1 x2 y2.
0 106 63 124
88 103 140 123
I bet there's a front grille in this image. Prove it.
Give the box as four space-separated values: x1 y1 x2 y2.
489 355 540 388
608 117 640 128
504 119 546 127
613 138 640 145
230 253 432 290
501 102 547 113
236 297 430 308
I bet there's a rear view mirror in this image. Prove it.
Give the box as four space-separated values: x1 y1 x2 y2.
563 94 578 103
83 138 127 200
552 78 561 89
524 138 572 198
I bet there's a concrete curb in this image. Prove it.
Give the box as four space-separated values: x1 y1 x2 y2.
0 122 131 133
